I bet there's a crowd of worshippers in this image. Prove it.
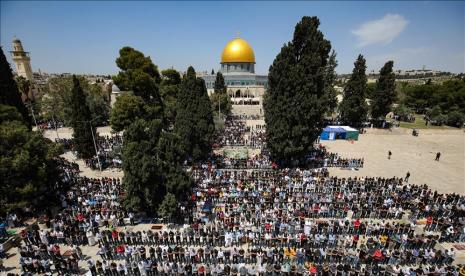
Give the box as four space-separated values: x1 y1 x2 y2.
6 167 129 275
214 117 250 147
37 119 65 130
306 145 364 169
209 150 363 171
189 168 464 235
247 131 266 149
9 165 465 275
230 115 263 120
4 149 465 275
209 154 272 170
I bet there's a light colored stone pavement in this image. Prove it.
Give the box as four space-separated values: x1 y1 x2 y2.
61 151 123 179
321 128 465 195
43 126 115 140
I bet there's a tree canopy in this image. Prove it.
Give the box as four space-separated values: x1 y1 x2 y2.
211 72 232 116
110 93 147 132
403 79 465 114
113 47 162 104
0 49 62 216
264 16 334 166
402 78 465 127
0 47 31 126
324 50 338 113
160 69 182 127
161 69 181 86
174 66 215 162
113 47 194 215
339 55 368 127
69 76 96 159
122 119 164 212
40 76 109 126
371 61 396 120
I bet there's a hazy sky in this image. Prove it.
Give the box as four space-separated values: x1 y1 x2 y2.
1 1 464 75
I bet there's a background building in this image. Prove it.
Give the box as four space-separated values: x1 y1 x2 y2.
10 38 34 81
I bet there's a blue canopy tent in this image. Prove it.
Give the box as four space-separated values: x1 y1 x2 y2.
320 126 359 141
320 126 346 140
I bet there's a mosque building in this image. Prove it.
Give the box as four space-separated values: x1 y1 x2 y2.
201 37 268 105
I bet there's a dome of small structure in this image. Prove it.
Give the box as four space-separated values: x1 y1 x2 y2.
221 38 255 64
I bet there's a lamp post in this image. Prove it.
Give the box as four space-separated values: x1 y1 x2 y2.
89 119 102 172
77 116 102 171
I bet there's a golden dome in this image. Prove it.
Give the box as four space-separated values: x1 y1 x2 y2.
221 38 255 63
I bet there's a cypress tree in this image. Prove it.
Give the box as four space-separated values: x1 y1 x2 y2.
371 61 396 120
0 47 30 126
174 66 214 162
339 55 369 127
194 77 215 158
0 48 61 214
122 118 164 213
69 76 95 159
264 16 333 166
214 72 226 94
324 50 339 112
212 72 231 115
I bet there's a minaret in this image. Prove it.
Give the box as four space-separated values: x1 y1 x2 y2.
10 38 33 81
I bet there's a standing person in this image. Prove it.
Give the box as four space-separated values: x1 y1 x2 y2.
388 151 392 160
435 152 441 161
405 172 410 182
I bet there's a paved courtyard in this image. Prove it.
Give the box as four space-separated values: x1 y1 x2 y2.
321 128 465 195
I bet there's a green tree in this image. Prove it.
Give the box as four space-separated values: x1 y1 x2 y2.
69 76 95 159
365 83 377 100
446 111 464 128
324 50 338 112
40 76 109 126
122 119 164 212
86 83 110 126
113 47 164 130
113 47 162 103
393 104 413 121
160 69 181 126
174 67 215 162
371 61 396 119
157 193 178 223
211 72 232 116
339 55 368 127
264 16 333 166
211 93 232 116
115 49 195 215
214 72 226 94
161 69 181 86
0 47 30 126
0 104 23 123
0 116 61 214
16 76 40 127
110 93 147 132
16 76 33 102
159 84 179 126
